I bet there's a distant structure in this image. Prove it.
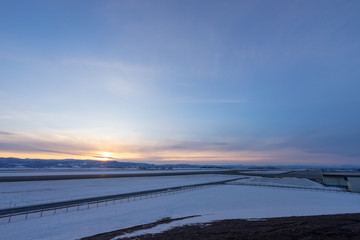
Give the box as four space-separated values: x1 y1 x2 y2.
322 171 360 193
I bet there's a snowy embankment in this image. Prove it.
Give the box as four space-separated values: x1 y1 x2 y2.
228 176 331 188
0 174 237 209
1 182 359 240
237 170 290 174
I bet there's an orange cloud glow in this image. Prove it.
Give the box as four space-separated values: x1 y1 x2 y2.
1 132 358 166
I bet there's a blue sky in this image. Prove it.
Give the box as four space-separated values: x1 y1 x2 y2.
0 0 359 165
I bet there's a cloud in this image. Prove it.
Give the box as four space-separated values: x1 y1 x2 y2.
1 129 358 165
63 58 161 99
92 155 118 160
135 139 279 154
0 131 14 135
0 141 81 155
0 133 93 157
279 133 360 158
179 98 246 103
63 58 157 73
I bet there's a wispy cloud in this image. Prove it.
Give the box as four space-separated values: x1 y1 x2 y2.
0 133 93 157
135 139 282 154
63 58 157 73
178 98 247 103
92 155 118 160
0 141 81 156
0 131 14 135
279 133 360 158
63 58 161 98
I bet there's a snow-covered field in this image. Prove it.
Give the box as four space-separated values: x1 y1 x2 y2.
1 183 359 240
238 170 290 174
0 174 238 209
229 176 331 188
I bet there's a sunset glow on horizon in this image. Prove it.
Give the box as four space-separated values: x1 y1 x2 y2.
0 1 360 166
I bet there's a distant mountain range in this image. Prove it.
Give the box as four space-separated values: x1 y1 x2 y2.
0 157 214 169
0 157 359 170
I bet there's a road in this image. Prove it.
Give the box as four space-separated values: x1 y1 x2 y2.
0 170 239 182
0 169 324 182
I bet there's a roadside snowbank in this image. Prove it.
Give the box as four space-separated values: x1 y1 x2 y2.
238 170 290 174
229 176 332 188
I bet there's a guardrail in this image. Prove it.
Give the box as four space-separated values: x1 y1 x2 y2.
1 185 211 223
1 178 242 223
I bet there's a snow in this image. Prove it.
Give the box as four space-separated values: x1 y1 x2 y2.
0 174 237 209
238 170 290 174
228 176 328 188
1 182 359 240
113 218 201 239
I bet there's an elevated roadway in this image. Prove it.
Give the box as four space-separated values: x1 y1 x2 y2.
0 170 238 182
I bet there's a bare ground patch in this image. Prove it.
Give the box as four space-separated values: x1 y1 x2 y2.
83 213 360 240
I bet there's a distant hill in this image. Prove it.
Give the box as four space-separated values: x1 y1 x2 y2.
0 157 358 170
0 157 215 169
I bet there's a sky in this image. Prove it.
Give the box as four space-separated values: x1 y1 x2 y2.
0 0 360 166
